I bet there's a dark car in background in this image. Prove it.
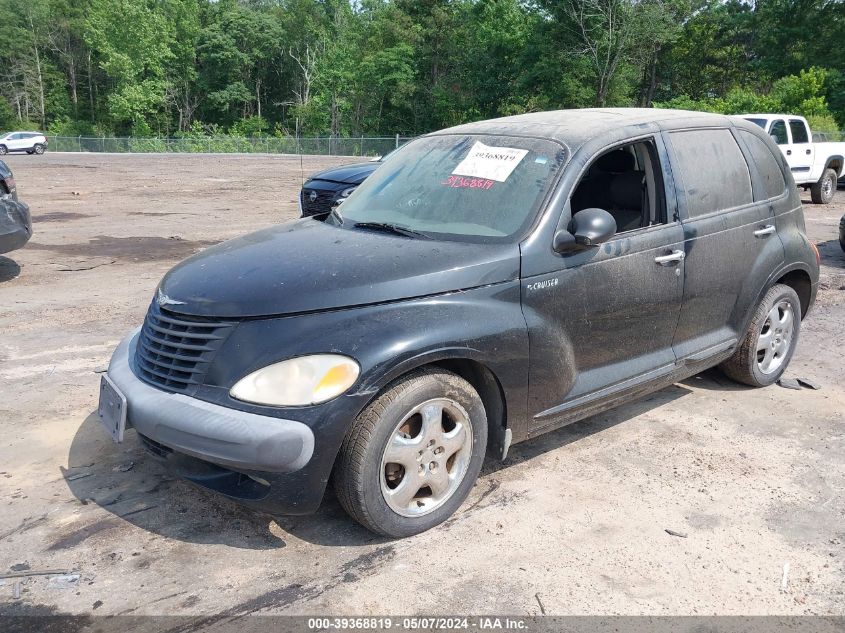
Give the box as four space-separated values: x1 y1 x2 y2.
840 214 844 251
0 159 32 254
0 159 17 200
300 156 389 217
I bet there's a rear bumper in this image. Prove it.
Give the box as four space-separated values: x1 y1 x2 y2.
107 329 315 475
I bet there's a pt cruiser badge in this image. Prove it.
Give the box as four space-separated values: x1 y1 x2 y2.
526 278 559 291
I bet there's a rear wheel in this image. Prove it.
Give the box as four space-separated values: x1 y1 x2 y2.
839 214 845 252
33 144 45 155
0 145 7 155
334 369 487 537
810 168 836 204
720 284 801 387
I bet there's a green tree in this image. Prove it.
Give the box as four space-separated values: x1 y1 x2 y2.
85 0 174 131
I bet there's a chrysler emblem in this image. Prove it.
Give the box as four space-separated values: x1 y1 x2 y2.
156 288 185 307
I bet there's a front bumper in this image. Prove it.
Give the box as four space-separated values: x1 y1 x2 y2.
107 329 315 474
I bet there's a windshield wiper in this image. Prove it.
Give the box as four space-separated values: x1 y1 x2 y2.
352 221 431 239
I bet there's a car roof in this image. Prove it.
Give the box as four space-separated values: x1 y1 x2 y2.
429 108 738 148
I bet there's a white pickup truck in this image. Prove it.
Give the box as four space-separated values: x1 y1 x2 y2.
737 114 844 204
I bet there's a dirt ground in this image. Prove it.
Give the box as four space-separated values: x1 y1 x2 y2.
0 152 843 619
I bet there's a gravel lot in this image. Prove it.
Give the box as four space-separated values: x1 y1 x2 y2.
0 152 843 618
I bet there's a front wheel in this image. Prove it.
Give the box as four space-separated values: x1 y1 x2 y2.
0 145 7 155
720 284 801 387
810 168 837 204
334 369 487 537
33 144 45 155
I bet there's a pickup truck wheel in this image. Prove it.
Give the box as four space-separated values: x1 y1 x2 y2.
334 369 487 537
810 168 836 204
719 284 801 387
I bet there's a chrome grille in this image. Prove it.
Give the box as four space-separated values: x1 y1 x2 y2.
134 303 235 394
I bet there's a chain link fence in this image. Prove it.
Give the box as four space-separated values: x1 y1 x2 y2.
48 135 414 156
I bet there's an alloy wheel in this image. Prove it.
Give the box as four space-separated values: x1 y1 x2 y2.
756 299 795 374
380 398 473 517
823 175 833 198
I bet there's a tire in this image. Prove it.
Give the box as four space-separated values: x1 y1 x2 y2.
0 146 7 155
839 214 845 253
720 284 801 387
810 168 836 204
33 144 45 155
334 368 488 537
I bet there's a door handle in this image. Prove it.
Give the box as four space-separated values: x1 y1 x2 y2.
654 250 685 265
786 149 792 155
753 225 776 238
806 149 812 155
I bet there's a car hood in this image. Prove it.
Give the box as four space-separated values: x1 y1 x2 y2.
307 162 379 185
157 219 520 318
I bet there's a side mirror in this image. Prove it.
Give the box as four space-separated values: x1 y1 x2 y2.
555 208 616 252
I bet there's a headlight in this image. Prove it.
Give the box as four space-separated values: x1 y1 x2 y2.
339 186 357 198
229 354 360 406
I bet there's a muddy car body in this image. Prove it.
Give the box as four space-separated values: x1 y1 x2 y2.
102 108 819 536
0 160 32 254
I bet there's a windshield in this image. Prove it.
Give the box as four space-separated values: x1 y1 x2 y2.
336 134 566 242
744 118 767 129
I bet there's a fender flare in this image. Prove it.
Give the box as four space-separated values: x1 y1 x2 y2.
823 155 844 178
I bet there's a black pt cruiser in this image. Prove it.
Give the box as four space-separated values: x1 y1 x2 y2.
100 108 819 537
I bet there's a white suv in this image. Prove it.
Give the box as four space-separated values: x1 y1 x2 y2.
0 131 48 155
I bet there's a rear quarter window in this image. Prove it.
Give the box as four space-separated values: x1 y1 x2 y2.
669 129 753 218
737 130 787 200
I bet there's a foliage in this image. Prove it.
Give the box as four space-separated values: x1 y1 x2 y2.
655 67 839 124
0 0 842 137
229 116 268 138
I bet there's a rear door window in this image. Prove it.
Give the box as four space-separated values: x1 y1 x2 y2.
669 129 753 217
738 130 787 200
788 120 809 144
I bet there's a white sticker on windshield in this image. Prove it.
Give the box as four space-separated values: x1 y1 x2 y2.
451 141 529 182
